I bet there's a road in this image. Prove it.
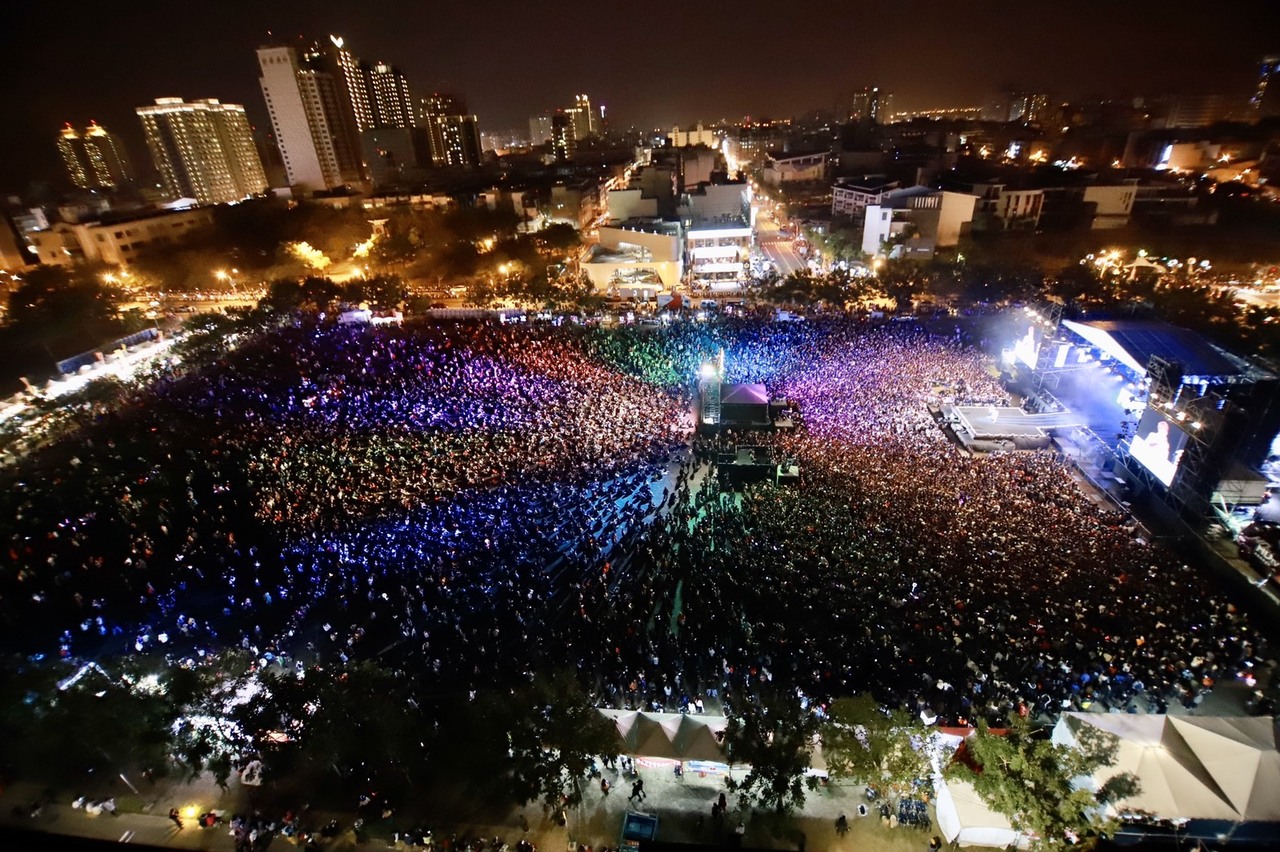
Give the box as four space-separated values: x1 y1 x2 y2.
755 223 807 277
1233 287 1280 310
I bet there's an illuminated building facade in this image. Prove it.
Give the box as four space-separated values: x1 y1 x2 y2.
368 62 415 129
136 98 267 205
57 122 132 189
421 94 482 167
850 87 892 124
327 35 375 133
257 44 366 191
566 93 595 140
550 112 576 162
1251 55 1280 119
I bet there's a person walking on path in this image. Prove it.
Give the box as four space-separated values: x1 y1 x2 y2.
629 778 645 802
168 808 183 830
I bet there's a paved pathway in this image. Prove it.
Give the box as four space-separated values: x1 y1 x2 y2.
0 765 951 852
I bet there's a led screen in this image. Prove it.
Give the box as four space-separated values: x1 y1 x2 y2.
1012 323 1041 368
1129 408 1190 486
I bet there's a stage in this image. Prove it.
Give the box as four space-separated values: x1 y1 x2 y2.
941 404 1085 453
715 446 800 487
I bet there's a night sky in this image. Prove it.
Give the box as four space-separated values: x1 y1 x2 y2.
2 0 1277 193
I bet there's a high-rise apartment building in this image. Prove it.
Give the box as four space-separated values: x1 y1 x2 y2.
427 116 482 168
983 91 1050 125
550 112 576 162
420 93 465 123
1007 92 1051 125
57 122 132 189
326 35 415 131
368 62 415 129
136 98 268 205
327 35 374 133
420 94 482 167
849 87 892 124
529 114 554 146
1252 55 1280 119
566 94 595 140
257 44 366 192
1164 93 1234 128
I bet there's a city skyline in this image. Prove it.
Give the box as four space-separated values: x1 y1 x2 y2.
1 0 1278 191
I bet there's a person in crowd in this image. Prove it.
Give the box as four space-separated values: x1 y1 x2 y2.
0 316 1261 736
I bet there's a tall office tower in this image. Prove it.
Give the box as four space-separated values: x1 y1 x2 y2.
257 44 366 191
529 114 554 146
136 98 268 205
565 93 595 140
550 112 576 162
1252 55 1280 119
327 35 374 133
421 94 482 166
368 61 415 128
57 122 132 189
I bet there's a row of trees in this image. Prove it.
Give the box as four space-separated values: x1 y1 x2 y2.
720 690 1134 851
758 256 1043 312
0 653 619 814
0 652 1133 849
119 200 580 295
0 264 152 394
757 256 1280 363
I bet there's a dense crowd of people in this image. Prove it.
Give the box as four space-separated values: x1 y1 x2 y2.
0 315 1266 727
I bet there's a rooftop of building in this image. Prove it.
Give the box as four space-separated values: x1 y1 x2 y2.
765 148 830 162
686 214 750 231
587 244 649 264
602 218 681 236
683 179 747 194
833 176 899 193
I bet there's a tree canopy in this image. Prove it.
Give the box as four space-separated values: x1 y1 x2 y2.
471 671 619 812
946 716 1139 851
724 690 818 814
821 695 931 790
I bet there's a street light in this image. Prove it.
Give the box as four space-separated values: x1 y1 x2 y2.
214 269 242 298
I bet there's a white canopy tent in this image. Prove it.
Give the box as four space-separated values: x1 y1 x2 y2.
598 710 728 764
933 774 1028 849
931 729 1031 849
1051 713 1280 823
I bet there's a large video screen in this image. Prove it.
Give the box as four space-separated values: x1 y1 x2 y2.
1129 408 1190 486
1011 323 1041 368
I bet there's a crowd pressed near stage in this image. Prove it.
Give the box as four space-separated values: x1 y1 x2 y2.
0 314 1265 726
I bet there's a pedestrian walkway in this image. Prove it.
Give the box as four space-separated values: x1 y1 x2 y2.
0 764 954 852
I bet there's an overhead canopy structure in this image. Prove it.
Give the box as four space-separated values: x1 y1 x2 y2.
672 715 727 762
720 383 770 406
934 774 1027 849
599 710 727 763
1051 713 1280 823
1061 319 1242 379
